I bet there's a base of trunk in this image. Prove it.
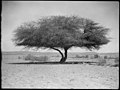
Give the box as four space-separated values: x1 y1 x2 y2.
59 57 66 63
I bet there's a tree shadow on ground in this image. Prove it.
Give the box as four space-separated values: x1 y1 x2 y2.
7 61 119 67
7 61 97 65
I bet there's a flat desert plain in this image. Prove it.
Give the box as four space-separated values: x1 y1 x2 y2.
2 51 119 89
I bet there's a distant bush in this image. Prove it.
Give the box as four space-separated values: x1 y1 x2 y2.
52 55 59 57
85 55 89 58
75 55 81 58
104 56 107 59
38 56 49 61
24 54 49 62
114 57 119 67
24 54 35 60
94 54 99 58
97 58 107 66
90 56 94 59
18 56 21 59
115 57 119 63
75 55 89 58
107 56 116 59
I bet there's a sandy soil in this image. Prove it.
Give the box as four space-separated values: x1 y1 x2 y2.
2 53 119 89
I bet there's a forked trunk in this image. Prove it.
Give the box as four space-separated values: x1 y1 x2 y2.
60 48 68 63
51 47 68 63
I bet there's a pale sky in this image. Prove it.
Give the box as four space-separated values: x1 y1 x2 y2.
1 1 119 53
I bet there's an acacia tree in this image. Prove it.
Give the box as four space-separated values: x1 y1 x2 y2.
13 16 110 63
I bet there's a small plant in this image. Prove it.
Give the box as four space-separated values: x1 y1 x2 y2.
18 56 21 59
94 54 99 58
85 55 89 58
97 58 107 66
104 56 107 59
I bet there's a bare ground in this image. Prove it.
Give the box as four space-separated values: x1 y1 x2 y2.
2 53 119 89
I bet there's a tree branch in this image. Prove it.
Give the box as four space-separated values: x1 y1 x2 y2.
51 47 64 58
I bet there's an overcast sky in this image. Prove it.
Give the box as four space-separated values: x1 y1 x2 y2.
2 1 119 53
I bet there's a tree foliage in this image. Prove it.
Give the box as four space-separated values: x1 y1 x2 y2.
13 16 110 49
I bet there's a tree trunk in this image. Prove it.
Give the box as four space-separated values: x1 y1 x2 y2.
59 57 66 63
51 47 68 63
60 48 68 63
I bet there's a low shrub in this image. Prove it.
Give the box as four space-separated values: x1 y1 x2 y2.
97 58 107 66
24 54 49 62
75 55 88 58
75 55 81 58
107 56 116 59
104 56 107 59
94 54 99 58
18 56 21 59
37 56 49 61
114 57 119 67
90 56 94 59
85 55 89 58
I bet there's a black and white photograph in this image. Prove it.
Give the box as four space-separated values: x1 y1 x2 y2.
1 1 119 89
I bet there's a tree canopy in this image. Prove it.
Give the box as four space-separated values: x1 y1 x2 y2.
13 15 110 63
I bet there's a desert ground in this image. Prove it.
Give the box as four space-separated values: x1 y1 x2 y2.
2 51 119 89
